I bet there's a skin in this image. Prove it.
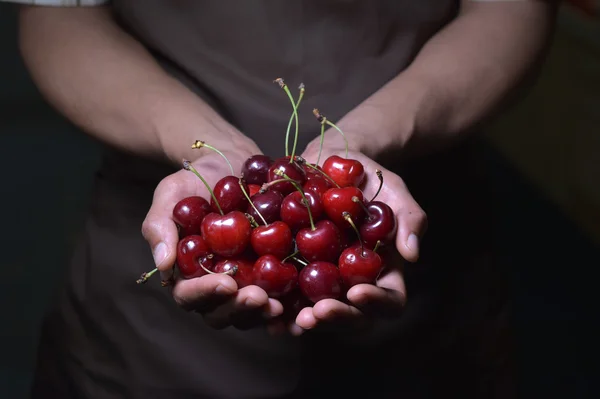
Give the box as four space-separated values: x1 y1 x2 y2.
18 0 557 333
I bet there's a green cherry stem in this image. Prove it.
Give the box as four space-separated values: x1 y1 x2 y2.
343 211 365 257
245 213 260 228
313 108 348 159
191 140 234 175
284 83 305 157
282 250 300 263
352 196 370 214
200 256 237 276
183 159 224 215
136 268 159 284
303 162 341 188
370 169 384 202
373 240 382 253
274 78 300 164
316 118 326 166
274 169 315 231
291 256 308 267
239 177 267 226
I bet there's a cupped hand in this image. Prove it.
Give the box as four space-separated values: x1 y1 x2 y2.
141 149 284 330
292 144 427 333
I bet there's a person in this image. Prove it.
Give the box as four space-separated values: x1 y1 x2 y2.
7 0 557 397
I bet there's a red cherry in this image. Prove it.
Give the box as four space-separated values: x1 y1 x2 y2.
360 201 397 249
248 184 261 197
298 261 343 303
267 158 306 195
241 155 273 185
280 190 324 231
322 155 365 188
211 176 249 214
253 254 298 298
322 187 365 227
176 235 214 279
248 190 284 225
303 173 332 198
338 245 383 288
250 221 293 259
213 258 254 288
296 220 342 263
172 196 211 237
200 211 251 258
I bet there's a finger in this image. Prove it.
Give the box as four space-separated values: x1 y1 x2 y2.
288 322 305 336
295 307 317 330
346 284 405 318
202 286 277 330
392 181 428 262
171 274 238 312
295 299 368 332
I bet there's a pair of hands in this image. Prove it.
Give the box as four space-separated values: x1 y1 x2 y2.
141 143 427 335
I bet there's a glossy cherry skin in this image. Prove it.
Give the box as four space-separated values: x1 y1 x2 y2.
267 158 307 195
211 176 249 214
338 244 383 288
241 154 274 185
250 221 293 259
280 190 324 231
296 220 342 263
213 258 254 288
360 201 397 249
248 184 261 197
173 196 211 237
176 235 214 279
322 187 365 227
322 155 365 188
303 173 332 198
248 190 284 225
253 254 298 298
200 211 251 258
299 261 343 303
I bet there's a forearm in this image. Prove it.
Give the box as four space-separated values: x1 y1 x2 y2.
318 1 557 160
18 6 258 165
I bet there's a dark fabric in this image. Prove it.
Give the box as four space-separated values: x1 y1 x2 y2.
31 1 515 398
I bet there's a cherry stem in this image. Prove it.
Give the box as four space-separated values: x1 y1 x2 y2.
183 159 224 215
191 140 234 175
373 240 382 253
284 83 305 157
291 256 308 267
274 169 315 231
371 169 384 202
239 178 267 226
282 250 300 263
343 211 365 257
317 119 326 166
245 213 260 228
303 163 340 188
199 257 237 276
274 78 300 164
313 108 348 159
352 196 370 215
259 179 287 193
136 268 158 284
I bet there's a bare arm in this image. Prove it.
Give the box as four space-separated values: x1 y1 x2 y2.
18 5 259 164
311 0 559 160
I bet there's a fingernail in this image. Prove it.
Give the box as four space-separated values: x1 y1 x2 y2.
406 233 419 252
215 284 234 295
153 242 167 267
244 297 261 308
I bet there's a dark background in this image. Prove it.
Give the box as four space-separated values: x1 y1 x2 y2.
1 3 598 398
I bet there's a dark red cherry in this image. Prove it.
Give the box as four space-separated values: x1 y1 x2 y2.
280 190 324 231
322 187 365 227
296 220 342 263
248 190 284 225
211 176 249 214
338 244 383 288
172 196 211 237
253 254 298 298
322 155 365 188
299 261 343 303
241 155 273 185
303 173 332 198
213 258 254 288
267 158 307 195
176 235 213 279
200 211 251 257
250 221 293 259
360 201 397 249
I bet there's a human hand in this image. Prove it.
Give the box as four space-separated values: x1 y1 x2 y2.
290 143 427 333
141 148 284 330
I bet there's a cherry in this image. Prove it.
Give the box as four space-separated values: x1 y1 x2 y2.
322 155 365 188
296 220 342 263
253 254 298 298
248 190 284 225
359 200 397 249
280 190 324 231
213 258 254 288
176 235 214 279
251 221 293 259
303 173 332 198
241 155 273 185
211 176 249 214
338 244 383 288
200 211 251 258
248 184 261 197
267 158 306 195
298 261 343 303
172 196 211 237
322 187 365 227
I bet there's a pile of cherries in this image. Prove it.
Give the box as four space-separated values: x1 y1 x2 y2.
138 79 397 317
